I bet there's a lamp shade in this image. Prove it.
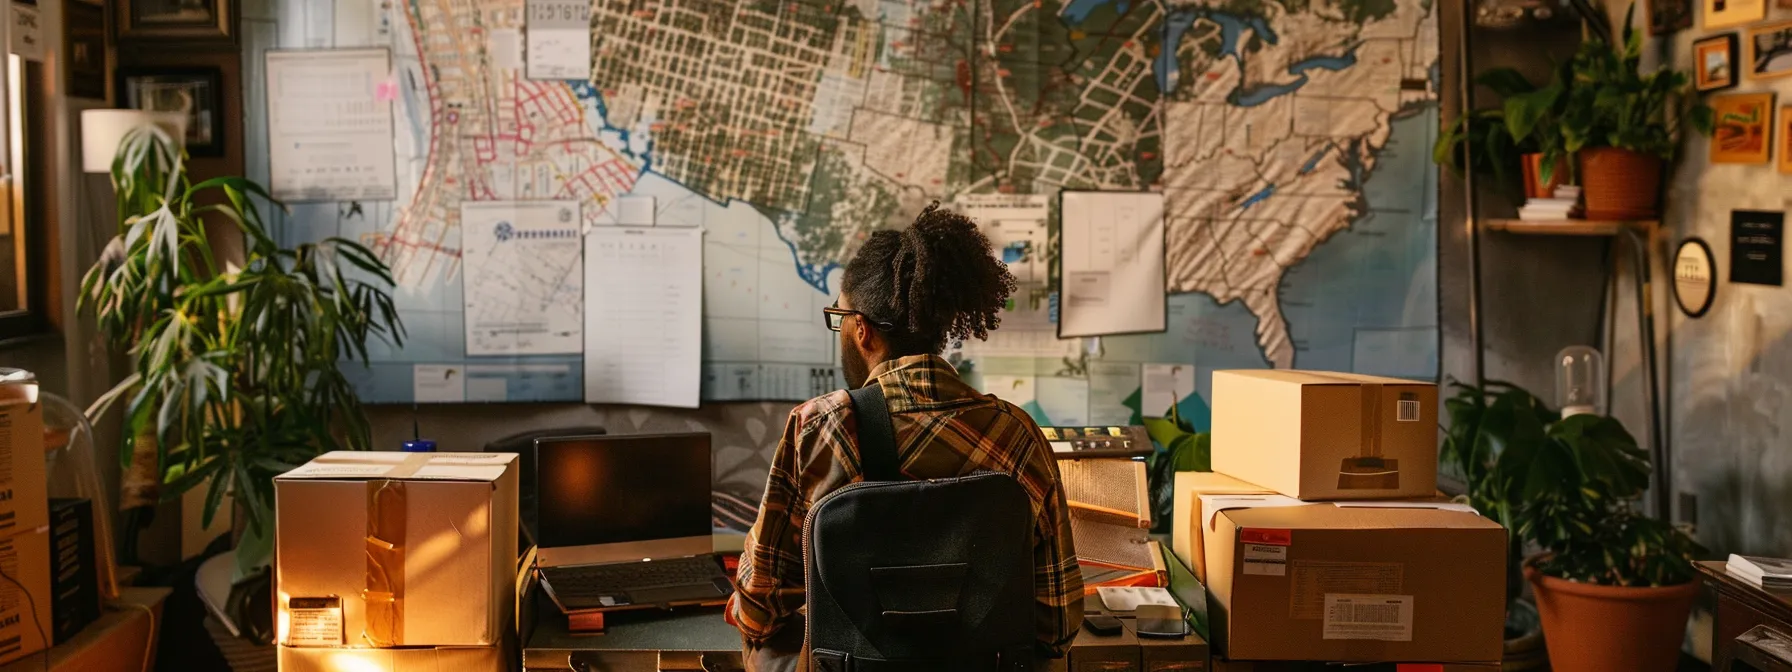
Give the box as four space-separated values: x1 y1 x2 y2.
79 109 185 173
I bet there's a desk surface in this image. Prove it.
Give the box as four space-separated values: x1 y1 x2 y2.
526 598 741 653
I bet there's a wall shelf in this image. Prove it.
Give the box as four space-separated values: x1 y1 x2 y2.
1485 219 1658 236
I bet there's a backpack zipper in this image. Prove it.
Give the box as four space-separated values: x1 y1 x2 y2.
801 479 883 658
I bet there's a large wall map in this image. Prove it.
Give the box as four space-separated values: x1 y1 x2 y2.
280 0 1440 426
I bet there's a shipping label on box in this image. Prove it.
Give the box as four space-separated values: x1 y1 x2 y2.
276 452 519 649
1211 370 1437 500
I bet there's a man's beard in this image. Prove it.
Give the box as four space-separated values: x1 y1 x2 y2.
841 338 871 390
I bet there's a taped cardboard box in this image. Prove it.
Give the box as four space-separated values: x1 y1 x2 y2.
1170 472 1276 579
0 528 52 666
1211 370 1436 500
276 452 519 648
1066 619 1210 671
0 393 50 538
277 644 508 672
1205 501 1505 663
1209 661 1498 671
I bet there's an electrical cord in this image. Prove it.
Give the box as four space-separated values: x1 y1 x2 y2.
114 599 158 672
0 529 49 660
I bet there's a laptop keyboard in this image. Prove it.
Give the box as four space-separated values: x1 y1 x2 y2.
542 556 725 595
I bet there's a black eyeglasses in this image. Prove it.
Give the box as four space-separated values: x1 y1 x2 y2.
823 301 895 332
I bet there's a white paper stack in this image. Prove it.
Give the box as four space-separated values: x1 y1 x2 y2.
1518 185 1583 221
1727 553 1792 590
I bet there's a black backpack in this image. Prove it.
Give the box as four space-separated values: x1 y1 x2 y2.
804 384 1038 672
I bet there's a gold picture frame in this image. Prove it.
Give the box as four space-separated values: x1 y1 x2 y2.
1746 21 1792 81
1704 0 1766 30
1780 106 1792 174
115 0 235 44
1710 92 1775 164
1695 33 1740 91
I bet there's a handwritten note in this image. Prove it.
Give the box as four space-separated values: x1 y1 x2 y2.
583 226 703 407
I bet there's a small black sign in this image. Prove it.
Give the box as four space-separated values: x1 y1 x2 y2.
1731 210 1784 286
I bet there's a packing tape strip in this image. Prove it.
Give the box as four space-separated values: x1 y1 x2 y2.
361 453 429 646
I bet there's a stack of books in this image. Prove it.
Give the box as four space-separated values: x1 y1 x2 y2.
1518 185 1582 221
1727 553 1792 590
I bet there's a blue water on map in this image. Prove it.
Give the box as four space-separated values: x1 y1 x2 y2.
1238 185 1276 210
1277 112 1439 378
1062 0 1129 24
1231 49 1359 106
1154 9 1281 95
1300 146 1330 174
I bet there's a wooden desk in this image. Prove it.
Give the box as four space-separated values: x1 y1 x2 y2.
1698 561 1792 671
0 587 172 672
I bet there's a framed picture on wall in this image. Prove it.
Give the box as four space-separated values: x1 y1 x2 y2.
1746 21 1792 81
115 0 234 44
1704 0 1766 29
65 1 107 101
1647 0 1693 35
1694 33 1740 91
117 67 224 157
1781 106 1792 174
1710 92 1775 164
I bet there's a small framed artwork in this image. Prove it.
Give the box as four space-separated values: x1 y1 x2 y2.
1746 21 1792 81
1710 92 1775 164
1648 0 1693 35
116 68 224 157
1673 238 1717 318
64 1 107 101
1704 0 1766 29
1781 106 1792 174
1694 33 1740 91
116 0 234 43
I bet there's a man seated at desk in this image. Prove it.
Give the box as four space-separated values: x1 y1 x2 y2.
729 203 1084 670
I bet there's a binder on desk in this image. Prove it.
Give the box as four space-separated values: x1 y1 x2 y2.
1073 516 1167 595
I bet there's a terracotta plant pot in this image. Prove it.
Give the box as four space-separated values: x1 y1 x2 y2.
1521 153 1568 199
1579 147 1663 220
1526 562 1698 672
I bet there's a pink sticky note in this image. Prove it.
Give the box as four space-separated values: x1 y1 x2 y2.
375 78 398 101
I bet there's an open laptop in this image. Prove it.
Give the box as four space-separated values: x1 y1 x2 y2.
533 433 732 613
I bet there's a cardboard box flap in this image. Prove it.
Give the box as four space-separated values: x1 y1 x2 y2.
1333 500 1479 513
1219 503 1502 531
276 452 516 483
1218 369 1432 387
1198 493 1306 531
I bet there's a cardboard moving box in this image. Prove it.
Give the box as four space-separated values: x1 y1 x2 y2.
1171 472 1277 578
277 644 506 672
0 395 49 539
276 452 519 649
1210 661 1499 671
1205 501 1505 663
1211 370 1437 500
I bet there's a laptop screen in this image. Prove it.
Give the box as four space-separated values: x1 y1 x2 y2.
535 433 713 549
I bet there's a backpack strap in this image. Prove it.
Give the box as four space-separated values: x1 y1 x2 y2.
847 383 902 481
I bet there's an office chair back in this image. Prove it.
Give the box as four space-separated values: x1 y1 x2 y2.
804 384 1035 672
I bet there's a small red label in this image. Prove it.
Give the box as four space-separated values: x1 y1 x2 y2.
1239 528 1292 546
1396 666 1444 672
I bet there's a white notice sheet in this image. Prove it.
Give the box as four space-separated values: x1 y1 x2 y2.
265 49 398 202
1059 191 1166 338
526 0 592 80
584 226 703 408
955 194 1049 282
460 201 584 356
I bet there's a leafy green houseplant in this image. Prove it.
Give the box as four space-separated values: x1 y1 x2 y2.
1143 404 1210 535
1433 68 1561 197
80 124 404 579
1442 380 1702 672
1505 5 1712 220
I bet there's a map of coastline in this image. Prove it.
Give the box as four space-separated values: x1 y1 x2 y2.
280 0 1439 413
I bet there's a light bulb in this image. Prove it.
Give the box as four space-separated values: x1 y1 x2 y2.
1554 346 1605 418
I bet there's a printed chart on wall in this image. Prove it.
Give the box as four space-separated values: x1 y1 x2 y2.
267 0 1441 424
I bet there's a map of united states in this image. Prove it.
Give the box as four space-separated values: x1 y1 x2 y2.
329 0 1437 403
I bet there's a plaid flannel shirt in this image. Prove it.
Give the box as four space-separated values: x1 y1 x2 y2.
729 354 1084 657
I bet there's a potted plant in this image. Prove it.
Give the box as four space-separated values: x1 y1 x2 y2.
1450 380 1702 672
1440 381 1556 669
79 125 404 585
1509 5 1711 220
1434 68 1567 200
